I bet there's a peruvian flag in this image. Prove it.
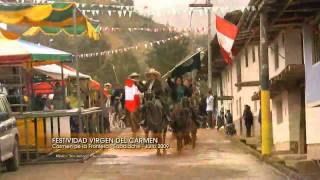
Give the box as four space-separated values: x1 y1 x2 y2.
216 15 239 64
125 79 140 112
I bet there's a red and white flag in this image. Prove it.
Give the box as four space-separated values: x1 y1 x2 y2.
125 79 140 112
216 15 239 64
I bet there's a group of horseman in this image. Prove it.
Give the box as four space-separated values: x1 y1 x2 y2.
119 68 198 154
126 68 195 120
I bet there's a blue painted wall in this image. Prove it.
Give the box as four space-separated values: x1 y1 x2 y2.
303 25 320 106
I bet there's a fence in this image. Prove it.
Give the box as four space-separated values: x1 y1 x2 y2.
13 107 104 164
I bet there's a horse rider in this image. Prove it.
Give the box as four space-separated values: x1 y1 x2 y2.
136 68 170 125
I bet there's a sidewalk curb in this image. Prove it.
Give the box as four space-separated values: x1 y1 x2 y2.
223 134 305 180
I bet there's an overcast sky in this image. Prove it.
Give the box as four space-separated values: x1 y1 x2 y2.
134 0 250 28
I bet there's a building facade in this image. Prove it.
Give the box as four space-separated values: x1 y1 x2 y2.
210 1 320 160
302 22 320 160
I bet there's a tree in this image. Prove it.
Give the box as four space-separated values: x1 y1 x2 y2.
145 36 190 75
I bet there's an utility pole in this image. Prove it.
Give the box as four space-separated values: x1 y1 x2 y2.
260 10 272 156
189 0 213 90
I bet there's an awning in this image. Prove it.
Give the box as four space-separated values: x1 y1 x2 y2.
162 51 202 78
0 38 72 64
0 27 19 40
33 64 91 80
0 3 100 40
23 22 100 40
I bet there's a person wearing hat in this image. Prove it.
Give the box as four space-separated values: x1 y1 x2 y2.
143 68 163 98
139 68 171 125
128 72 140 80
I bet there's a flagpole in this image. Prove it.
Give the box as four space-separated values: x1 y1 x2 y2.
189 1 213 90
207 0 212 90
73 7 83 134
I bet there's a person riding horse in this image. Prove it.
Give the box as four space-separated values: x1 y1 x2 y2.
136 68 168 155
136 69 168 125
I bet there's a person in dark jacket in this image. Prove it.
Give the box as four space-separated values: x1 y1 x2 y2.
225 110 233 124
243 105 254 137
217 109 225 130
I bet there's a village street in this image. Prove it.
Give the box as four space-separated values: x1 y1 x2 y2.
1 129 287 180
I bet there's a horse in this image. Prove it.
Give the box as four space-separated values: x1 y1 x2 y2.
142 91 167 156
171 97 194 153
111 97 126 129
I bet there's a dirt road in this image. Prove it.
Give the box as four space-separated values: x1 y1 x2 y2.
1 129 287 180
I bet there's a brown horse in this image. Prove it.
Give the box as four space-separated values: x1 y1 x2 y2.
171 97 197 152
142 92 167 155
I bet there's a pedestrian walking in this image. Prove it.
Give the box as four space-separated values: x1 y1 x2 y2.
206 90 214 129
242 105 254 137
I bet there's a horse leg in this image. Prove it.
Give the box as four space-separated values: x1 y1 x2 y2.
177 132 182 153
144 129 149 138
155 132 161 156
192 129 197 149
162 128 167 155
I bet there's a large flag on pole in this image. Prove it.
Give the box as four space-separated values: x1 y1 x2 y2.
124 79 140 112
216 15 239 64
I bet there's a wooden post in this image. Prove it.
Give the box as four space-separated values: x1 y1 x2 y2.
60 62 66 108
73 7 83 133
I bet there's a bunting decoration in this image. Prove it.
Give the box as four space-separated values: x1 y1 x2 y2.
13 1 257 18
101 26 207 34
78 34 186 59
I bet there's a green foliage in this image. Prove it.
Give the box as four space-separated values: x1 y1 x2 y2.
145 36 190 75
106 52 140 84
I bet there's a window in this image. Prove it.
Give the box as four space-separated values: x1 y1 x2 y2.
312 27 320 64
245 48 249 67
276 100 283 124
274 43 279 70
252 46 256 63
236 59 242 91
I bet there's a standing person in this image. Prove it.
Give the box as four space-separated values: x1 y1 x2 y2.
225 110 233 124
52 82 64 110
206 90 214 129
199 94 207 128
104 83 112 133
167 76 187 104
243 105 254 137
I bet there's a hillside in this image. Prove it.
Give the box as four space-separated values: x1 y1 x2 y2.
22 0 206 84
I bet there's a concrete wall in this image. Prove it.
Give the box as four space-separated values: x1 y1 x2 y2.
215 45 261 137
269 29 303 79
303 24 320 159
271 88 301 152
268 29 303 152
303 25 320 106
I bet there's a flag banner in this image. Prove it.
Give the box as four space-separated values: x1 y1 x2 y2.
216 15 238 64
171 52 201 78
125 79 140 112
